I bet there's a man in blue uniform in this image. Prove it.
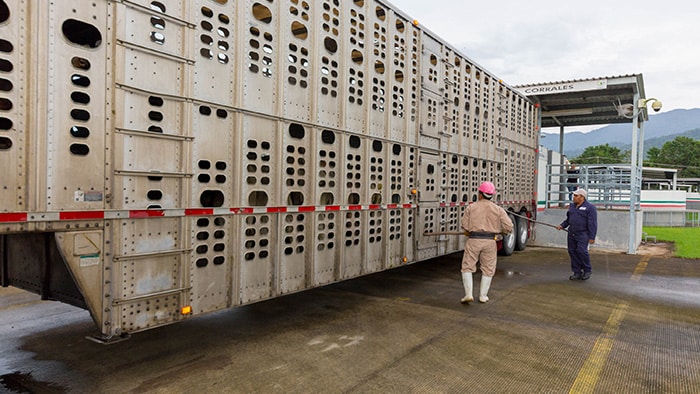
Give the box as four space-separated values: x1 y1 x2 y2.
556 189 597 280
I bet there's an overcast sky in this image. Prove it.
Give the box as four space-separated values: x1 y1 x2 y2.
390 0 700 131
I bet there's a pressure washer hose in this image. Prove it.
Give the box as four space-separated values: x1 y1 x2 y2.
424 210 567 236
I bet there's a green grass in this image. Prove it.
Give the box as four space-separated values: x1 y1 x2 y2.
643 227 700 259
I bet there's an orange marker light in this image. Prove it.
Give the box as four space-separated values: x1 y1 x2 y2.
181 305 192 315
411 189 418 195
413 20 419 26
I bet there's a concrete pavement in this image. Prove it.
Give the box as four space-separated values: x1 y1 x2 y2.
2 245 699 393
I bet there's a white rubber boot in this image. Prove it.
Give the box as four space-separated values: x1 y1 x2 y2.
479 275 493 303
460 272 474 303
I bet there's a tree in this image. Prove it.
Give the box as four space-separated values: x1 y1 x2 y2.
645 146 661 166
657 136 700 177
572 144 628 164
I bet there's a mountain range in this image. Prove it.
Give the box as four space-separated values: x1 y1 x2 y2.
539 108 700 158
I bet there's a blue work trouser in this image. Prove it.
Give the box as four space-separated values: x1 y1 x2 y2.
567 232 592 274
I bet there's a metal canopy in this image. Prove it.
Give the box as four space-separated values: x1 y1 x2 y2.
515 74 650 255
515 74 647 128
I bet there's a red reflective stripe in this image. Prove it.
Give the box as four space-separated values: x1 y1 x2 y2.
129 210 165 218
0 212 28 223
185 208 213 216
0 204 420 224
59 211 104 220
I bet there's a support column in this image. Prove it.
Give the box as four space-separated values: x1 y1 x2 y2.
628 93 641 254
559 125 566 206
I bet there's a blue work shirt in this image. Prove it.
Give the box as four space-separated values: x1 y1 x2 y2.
560 200 597 241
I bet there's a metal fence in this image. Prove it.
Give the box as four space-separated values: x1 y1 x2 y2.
545 163 637 209
643 210 700 227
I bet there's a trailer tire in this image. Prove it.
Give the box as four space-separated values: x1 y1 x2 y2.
515 215 528 251
500 213 516 256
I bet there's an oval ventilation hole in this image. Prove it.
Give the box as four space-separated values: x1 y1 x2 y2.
148 96 164 106
348 193 360 204
0 2 8 24
200 190 224 207
69 143 90 155
248 191 268 206
0 98 11 111
0 40 11 54
150 1 166 13
0 59 13 72
70 109 90 121
62 19 103 48
71 56 91 70
147 190 163 200
0 117 12 130
70 91 90 104
70 125 90 138
287 192 304 206
252 3 272 23
148 111 163 121
0 136 12 150
71 74 90 87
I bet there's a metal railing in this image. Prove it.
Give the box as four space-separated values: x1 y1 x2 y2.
545 163 639 210
643 210 700 227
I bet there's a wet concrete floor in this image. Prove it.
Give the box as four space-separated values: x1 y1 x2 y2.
1 246 700 393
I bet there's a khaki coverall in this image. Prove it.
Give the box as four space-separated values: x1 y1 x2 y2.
460 199 514 277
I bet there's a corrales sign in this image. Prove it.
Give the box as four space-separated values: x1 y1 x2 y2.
516 79 607 96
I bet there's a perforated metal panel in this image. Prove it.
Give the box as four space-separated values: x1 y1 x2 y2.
190 215 231 314
1 0 539 338
0 0 25 212
44 3 109 211
239 213 275 303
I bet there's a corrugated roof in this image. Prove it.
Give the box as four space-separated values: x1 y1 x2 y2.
515 74 647 128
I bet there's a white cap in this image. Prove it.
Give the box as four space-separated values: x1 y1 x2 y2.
573 189 587 199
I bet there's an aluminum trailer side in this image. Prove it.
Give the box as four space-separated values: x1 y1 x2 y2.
0 0 538 340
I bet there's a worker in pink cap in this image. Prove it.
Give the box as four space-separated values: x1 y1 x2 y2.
459 181 513 303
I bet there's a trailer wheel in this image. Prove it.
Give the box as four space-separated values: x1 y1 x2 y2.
515 215 528 251
500 213 516 256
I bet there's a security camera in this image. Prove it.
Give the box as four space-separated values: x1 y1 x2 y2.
638 98 663 112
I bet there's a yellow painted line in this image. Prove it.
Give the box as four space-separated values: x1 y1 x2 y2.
569 302 629 394
631 255 651 282
570 254 648 392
